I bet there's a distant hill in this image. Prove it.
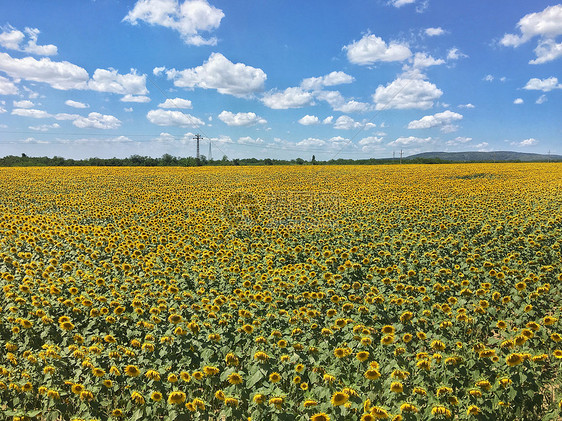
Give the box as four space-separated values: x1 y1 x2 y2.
406 151 562 162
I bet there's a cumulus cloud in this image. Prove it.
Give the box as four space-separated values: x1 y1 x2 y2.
358 136 383 145
523 77 561 92
12 108 51 119
314 90 371 113
298 115 320 125
373 71 443 110
333 115 371 130
536 94 548 104
88 68 148 95
513 98 524 104
425 27 445 36
500 5 562 64
72 112 121 129
296 137 326 148
123 0 224 46
29 123 60 131
409 52 445 69
13 99 34 108
446 48 467 60
323 116 333 124
164 52 266 97
388 136 432 146
344 34 411 65
389 0 415 7
0 75 18 95
520 138 538 146
147 109 205 127
458 103 475 109
446 136 472 146
238 136 264 145
120 94 151 103
218 110 266 126
0 52 149 96
65 100 89 108
300 71 354 91
0 26 57 56
157 98 192 108
0 52 89 90
407 110 463 129
262 87 314 109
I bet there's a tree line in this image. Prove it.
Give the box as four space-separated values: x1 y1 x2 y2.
0 153 452 167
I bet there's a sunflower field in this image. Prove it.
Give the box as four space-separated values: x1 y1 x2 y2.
1 163 561 421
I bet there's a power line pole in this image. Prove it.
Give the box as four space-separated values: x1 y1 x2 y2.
194 134 202 165
400 149 403 165
208 141 212 161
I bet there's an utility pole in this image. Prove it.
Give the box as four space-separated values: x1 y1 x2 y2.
194 134 202 165
400 149 403 165
208 141 212 161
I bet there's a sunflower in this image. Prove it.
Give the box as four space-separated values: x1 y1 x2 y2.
253 394 265 404
124 365 141 377
269 372 281 383
390 382 403 393
311 413 330 421
131 391 145 405
506 353 524 367
365 369 381 380
227 372 243 385
431 406 451 418
467 405 480 415
356 351 370 362
331 391 349 406
71 383 84 395
167 391 186 405
400 403 419 413
151 391 163 401
370 406 390 419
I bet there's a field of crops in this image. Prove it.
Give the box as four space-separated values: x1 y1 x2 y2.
1 164 561 421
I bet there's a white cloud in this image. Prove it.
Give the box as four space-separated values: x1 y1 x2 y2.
410 52 445 69
123 0 224 46
390 0 415 7
65 99 89 108
54 113 80 121
475 142 489 150
500 5 562 45
296 138 326 148
407 110 463 129
29 123 60 131
0 75 18 95
155 132 176 142
88 68 148 95
0 106 5 114
0 26 57 56
72 112 121 129
530 39 562 64
458 103 475 109
298 115 320 125
388 136 432 146
13 99 34 108
500 5 562 64
513 98 524 104
358 136 383 145
446 136 472 146
147 109 205 127
300 71 354 91
447 48 467 60
323 116 333 124
334 115 363 130
0 52 89 90
238 136 264 145
218 110 266 126
165 52 266 97
262 87 314 109
344 34 411 65
158 98 192 108
536 94 547 104
314 90 371 113
523 77 561 92
124 107 133 112
520 138 538 146
120 94 151 103
12 108 51 118
484 74 494 82
425 27 445 37
373 71 443 110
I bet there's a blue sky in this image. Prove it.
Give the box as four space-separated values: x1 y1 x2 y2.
0 0 560 160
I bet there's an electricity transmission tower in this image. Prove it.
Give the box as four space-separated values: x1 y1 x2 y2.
193 134 202 166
